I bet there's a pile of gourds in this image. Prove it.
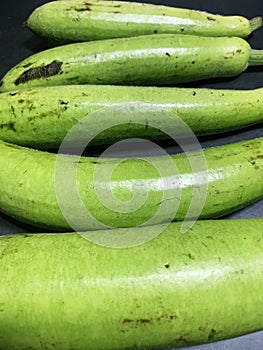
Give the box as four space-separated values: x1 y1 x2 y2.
0 1 263 349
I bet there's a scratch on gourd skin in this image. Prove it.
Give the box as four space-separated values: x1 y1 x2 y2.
14 60 63 86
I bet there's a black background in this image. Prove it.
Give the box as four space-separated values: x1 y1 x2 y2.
0 0 263 349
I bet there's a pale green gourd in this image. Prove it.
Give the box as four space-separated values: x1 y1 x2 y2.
0 137 262 231
0 85 263 148
0 218 263 349
1 34 263 91
26 0 262 42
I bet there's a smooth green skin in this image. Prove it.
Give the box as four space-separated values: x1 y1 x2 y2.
26 0 262 43
0 137 263 231
1 85 263 148
0 34 257 91
1 218 263 349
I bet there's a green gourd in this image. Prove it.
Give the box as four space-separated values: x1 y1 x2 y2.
26 0 263 42
1 34 263 91
0 218 263 349
0 137 262 231
0 85 263 148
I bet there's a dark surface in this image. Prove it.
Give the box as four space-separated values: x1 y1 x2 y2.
0 0 263 349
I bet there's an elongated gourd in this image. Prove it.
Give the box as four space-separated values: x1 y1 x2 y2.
1 218 263 349
1 34 263 91
0 137 262 231
26 0 263 42
1 85 263 149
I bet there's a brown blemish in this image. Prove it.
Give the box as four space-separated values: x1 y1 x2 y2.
75 1 92 11
14 60 63 86
122 312 177 326
122 318 133 324
122 318 151 324
207 16 216 21
9 92 17 96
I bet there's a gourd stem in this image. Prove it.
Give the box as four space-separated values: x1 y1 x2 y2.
249 16 263 33
249 49 263 66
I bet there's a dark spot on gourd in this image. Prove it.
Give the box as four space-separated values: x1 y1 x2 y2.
185 253 194 260
112 11 120 14
22 62 32 68
137 318 151 324
153 29 158 34
192 91 196 96
122 318 151 324
9 92 17 96
18 99 24 103
208 328 218 341
164 262 169 268
75 2 92 11
169 314 177 320
122 318 133 324
145 119 149 129
14 60 63 86
60 100 69 110
207 16 216 21
176 335 190 344
0 122 16 132
166 52 171 57
67 76 81 82
180 27 185 32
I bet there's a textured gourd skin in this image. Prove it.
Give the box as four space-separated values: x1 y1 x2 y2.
0 138 262 231
0 85 263 148
0 34 252 91
0 218 263 349
26 0 262 43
